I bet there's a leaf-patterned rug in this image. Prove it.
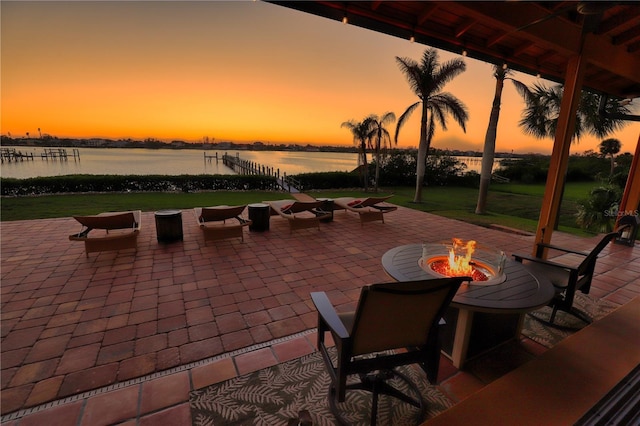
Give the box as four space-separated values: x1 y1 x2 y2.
522 292 619 348
190 350 453 426
190 294 618 425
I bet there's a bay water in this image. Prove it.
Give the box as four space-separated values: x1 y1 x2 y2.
1 147 496 179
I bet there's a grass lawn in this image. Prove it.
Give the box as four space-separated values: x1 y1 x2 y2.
489 181 598 201
0 183 604 237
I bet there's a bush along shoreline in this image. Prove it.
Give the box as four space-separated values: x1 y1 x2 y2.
0 174 284 196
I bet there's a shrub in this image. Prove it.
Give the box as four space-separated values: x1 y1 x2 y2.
575 186 621 232
291 172 361 190
1 174 280 196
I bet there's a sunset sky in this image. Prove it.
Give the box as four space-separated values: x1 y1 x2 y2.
2 1 638 155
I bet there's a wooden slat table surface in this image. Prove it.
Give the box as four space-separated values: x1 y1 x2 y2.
382 244 555 313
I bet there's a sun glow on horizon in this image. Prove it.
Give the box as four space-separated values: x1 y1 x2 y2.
2 1 638 155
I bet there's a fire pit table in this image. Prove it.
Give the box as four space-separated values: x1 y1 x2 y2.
382 243 554 368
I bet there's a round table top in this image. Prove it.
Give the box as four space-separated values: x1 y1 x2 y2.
154 209 182 217
382 244 555 314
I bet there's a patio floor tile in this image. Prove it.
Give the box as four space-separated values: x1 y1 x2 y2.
1 207 638 424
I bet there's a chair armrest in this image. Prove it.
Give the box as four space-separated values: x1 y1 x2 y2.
371 205 397 212
512 253 578 273
235 216 250 225
536 243 588 257
310 292 350 339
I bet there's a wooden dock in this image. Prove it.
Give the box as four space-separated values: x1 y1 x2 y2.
1 148 34 162
41 148 80 160
221 153 301 192
1 147 81 164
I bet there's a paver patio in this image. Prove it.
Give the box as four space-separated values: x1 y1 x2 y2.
1 204 638 423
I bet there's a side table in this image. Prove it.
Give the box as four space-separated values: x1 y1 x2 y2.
248 203 270 231
317 198 334 222
155 209 183 243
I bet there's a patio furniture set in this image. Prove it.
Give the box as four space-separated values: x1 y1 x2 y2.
66 197 631 424
67 195 398 256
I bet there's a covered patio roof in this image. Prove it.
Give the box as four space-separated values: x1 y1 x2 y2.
272 1 640 99
270 1 640 251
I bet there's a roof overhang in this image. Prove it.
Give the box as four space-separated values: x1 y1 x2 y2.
270 1 640 99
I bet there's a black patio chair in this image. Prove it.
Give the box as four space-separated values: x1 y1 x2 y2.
513 227 627 326
310 277 467 425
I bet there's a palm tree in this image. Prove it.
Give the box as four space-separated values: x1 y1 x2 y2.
519 83 631 141
599 137 622 176
395 48 468 203
475 65 532 214
341 118 373 191
367 112 396 192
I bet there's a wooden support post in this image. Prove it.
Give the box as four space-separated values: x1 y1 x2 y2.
616 134 640 226
534 54 586 257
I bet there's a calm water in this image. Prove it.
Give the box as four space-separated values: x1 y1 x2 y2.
0 148 359 179
1 147 497 179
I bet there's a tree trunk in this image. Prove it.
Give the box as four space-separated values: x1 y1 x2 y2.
610 155 615 176
361 141 369 191
374 148 381 192
475 77 504 214
413 105 429 202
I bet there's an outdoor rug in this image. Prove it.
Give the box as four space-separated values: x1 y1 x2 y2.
522 292 619 348
189 350 453 426
190 294 619 426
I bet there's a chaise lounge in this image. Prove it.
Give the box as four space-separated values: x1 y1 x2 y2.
69 210 141 257
194 205 251 243
265 199 331 233
333 195 397 224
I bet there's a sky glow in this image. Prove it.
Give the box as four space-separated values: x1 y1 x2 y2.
2 1 638 154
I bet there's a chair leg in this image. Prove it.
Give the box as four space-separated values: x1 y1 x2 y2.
529 302 592 330
328 369 425 426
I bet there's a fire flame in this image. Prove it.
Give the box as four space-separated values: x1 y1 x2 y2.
446 238 476 276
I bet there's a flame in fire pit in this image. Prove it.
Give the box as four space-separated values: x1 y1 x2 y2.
420 239 507 284
447 238 476 276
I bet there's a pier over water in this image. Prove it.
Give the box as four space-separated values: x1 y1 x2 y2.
1 148 80 163
220 152 301 192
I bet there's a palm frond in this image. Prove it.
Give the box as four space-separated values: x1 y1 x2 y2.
395 56 422 97
431 93 469 132
395 101 420 142
432 58 467 93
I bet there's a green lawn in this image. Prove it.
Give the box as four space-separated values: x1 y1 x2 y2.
0 183 604 237
489 181 597 201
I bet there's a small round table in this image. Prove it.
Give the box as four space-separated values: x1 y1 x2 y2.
155 209 183 243
316 198 334 223
382 244 554 368
248 203 270 232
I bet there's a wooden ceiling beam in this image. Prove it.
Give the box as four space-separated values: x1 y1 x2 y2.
448 1 582 55
512 41 536 58
536 50 558 65
416 3 439 26
455 17 476 38
596 8 640 35
370 1 383 12
486 31 508 48
584 32 640 87
613 25 640 45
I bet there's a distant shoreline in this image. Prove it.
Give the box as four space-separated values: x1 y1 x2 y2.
0 138 525 159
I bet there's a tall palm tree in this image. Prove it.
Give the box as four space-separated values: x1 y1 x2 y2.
475 65 532 214
367 112 396 192
341 118 373 191
599 137 622 176
395 48 468 203
518 84 631 230
519 83 631 141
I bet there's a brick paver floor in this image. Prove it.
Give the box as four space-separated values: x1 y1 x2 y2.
2 203 638 422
